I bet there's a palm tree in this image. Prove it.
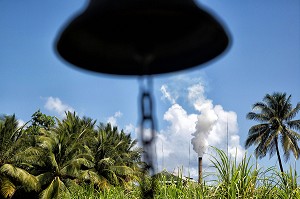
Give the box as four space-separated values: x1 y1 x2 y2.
90 123 143 189
245 92 300 174
0 115 39 198
34 112 99 199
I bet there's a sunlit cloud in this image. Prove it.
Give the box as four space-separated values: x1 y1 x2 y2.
160 84 177 104
17 119 26 128
107 111 123 127
124 123 137 134
44 97 74 118
156 77 245 180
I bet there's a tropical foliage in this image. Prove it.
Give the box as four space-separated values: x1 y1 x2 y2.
245 92 300 174
90 123 143 189
69 147 300 199
0 115 39 198
1 92 300 199
0 111 142 199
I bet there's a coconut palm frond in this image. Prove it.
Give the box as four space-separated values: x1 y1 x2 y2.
37 135 58 151
285 103 300 121
37 172 55 187
12 147 46 167
79 170 102 184
75 152 94 162
0 164 40 191
245 92 300 175
48 153 59 173
72 157 94 169
110 165 134 176
40 177 70 199
245 124 269 148
0 176 16 199
287 119 300 132
282 130 300 161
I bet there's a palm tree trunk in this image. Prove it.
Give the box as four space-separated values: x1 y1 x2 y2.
275 138 286 185
275 138 284 173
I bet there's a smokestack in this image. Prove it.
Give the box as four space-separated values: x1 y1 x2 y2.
198 157 202 183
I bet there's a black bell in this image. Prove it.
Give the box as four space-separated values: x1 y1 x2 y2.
56 0 229 75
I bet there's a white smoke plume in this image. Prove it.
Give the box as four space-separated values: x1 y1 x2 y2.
189 83 243 158
189 84 216 156
157 78 245 179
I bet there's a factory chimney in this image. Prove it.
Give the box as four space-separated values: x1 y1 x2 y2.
198 157 202 183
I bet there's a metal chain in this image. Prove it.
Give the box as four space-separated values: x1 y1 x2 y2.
139 77 156 199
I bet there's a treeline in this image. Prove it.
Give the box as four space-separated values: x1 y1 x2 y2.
0 110 143 199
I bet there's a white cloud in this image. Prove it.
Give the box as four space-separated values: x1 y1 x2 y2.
156 78 245 180
107 111 123 127
17 119 26 128
114 111 123 118
124 123 136 134
160 84 177 104
156 103 198 178
44 97 74 118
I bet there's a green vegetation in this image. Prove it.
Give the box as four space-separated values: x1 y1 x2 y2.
0 114 39 198
245 92 300 174
0 111 143 199
68 147 300 199
1 92 300 199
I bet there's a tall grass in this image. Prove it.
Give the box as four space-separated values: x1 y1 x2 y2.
208 147 259 198
70 147 300 199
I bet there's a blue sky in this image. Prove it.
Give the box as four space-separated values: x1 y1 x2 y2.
1 0 300 179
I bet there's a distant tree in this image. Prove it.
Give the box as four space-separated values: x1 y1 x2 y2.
245 92 300 174
31 110 55 130
0 111 144 198
0 115 39 198
34 112 98 199
90 123 143 189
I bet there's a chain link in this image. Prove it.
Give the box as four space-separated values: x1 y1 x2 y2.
140 77 156 199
